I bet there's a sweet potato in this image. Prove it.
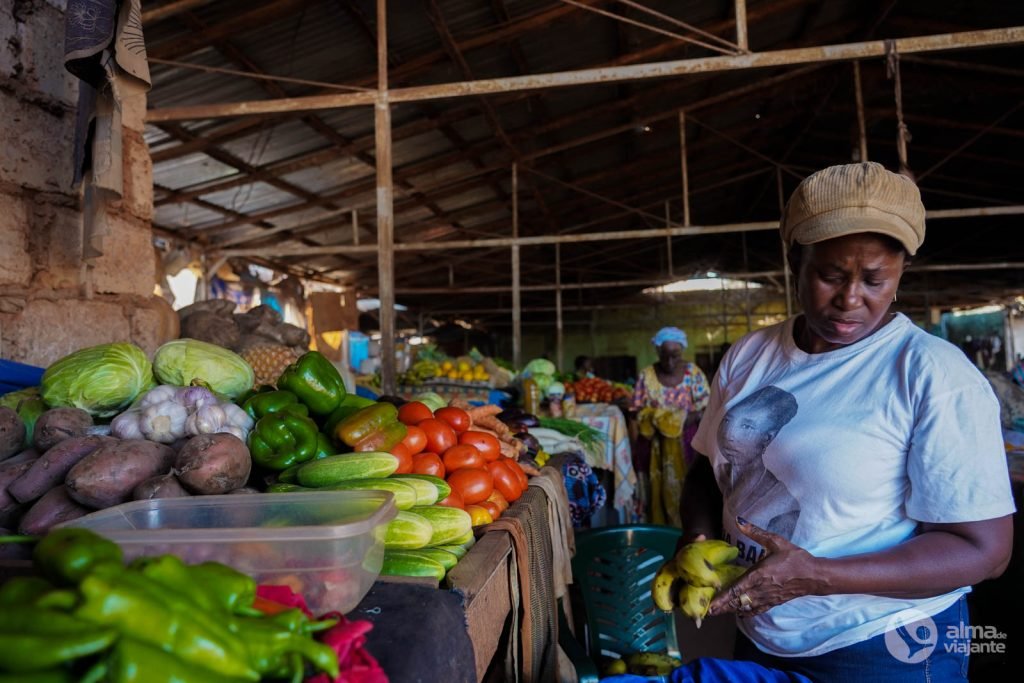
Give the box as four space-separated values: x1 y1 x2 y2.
0 406 25 460
33 408 94 452
66 439 176 509
0 460 34 526
174 434 251 495
4 448 39 465
19 485 92 535
133 474 191 500
8 435 115 504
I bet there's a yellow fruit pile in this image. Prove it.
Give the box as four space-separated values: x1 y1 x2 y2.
440 360 489 383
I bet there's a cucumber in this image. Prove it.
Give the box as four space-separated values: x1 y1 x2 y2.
452 529 476 547
411 505 473 547
277 464 302 484
435 544 468 560
266 483 310 493
405 548 460 571
323 478 418 510
393 474 450 501
389 475 441 506
384 510 433 550
381 550 445 582
297 452 399 487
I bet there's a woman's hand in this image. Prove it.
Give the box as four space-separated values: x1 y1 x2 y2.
708 518 827 618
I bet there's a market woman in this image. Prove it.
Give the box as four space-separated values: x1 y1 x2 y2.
682 162 1015 681
632 327 710 526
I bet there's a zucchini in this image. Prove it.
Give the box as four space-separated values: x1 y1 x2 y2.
411 505 473 547
323 478 418 510
297 452 399 487
381 550 445 582
393 474 450 501
435 544 468 560
384 510 433 550
405 548 460 571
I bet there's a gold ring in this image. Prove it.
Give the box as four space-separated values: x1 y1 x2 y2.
739 593 753 609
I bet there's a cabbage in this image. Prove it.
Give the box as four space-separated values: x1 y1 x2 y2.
532 373 554 393
153 339 255 400
523 358 556 377
413 392 447 413
42 343 154 417
545 382 566 398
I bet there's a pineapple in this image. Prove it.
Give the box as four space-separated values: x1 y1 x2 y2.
241 345 300 387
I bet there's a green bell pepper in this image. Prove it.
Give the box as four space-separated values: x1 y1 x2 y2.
248 412 320 470
276 351 346 416
33 528 123 586
242 390 310 421
314 432 336 460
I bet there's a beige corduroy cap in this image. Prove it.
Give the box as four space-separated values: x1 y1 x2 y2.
780 162 926 255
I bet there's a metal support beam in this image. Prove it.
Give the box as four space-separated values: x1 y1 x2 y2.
777 168 793 317
853 61 868 161
215 204 1024 258
375 0 397 396
679 110 690 226
734 0 749 52
146 26 1024 122
142 0 218 24
555 243 564 372
511 164 522 369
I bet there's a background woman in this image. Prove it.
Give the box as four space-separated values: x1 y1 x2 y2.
682 162 1014 681
632 327 710 525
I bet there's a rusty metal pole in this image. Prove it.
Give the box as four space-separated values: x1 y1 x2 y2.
853 61 869 162
664 201 674 278
351 209 360 245
511 163 522 369
777 167 793 317
555 243 564 372
734 0 749 52
375 0 397 395
679 111 691 226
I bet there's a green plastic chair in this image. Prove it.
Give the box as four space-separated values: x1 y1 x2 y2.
560 525 682 682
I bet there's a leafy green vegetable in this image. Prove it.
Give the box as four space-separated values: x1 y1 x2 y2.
523 358 556 377
538 417 604 450
42 343 153 418
153 339 255 400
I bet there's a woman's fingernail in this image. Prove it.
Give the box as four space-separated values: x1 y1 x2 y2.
736 516 748 526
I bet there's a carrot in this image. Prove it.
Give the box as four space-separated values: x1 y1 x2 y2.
474 414 512 440
467 404 502 421
448 398 473 412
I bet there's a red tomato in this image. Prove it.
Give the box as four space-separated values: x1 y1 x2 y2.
465 504 493 527
398 401 433 426
447 467 493 505
400 425 427 455
487 460 523 502
436 490 465 510
411 452 445 478
391 444 413 474
434 407 471 433
458 431 501 462
479 500 502 521
505 458 529 491
417 418 457 454
485 489 509 513
442 444 486 472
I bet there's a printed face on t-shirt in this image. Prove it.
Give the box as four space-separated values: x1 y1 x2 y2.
718 386 798 468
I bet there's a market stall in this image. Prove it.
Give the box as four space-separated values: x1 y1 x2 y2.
0 338 571 682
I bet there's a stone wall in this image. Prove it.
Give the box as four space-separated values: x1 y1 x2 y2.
0 0 164 367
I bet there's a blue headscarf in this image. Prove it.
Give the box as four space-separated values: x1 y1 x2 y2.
652 326 688 349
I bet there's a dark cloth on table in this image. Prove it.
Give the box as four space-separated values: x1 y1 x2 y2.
352 582 476 683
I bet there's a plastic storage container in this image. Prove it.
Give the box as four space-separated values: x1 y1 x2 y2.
60 490 396 614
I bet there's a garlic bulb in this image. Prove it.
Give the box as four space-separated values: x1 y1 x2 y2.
111 410 145 440
221 403 254 434
185 404 227 436
140 400 189 443
139 385 180 409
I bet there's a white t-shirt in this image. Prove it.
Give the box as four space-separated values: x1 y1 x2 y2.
692 313 1016 657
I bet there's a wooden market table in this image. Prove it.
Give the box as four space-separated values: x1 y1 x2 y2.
355 466 574 683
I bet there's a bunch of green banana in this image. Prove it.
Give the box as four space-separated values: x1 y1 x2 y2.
400 360 442 386
623 652 682 676
650 540 747 628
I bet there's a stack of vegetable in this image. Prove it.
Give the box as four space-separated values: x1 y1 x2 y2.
0 528 339 681
519 358 557 394
565 377 632 404
263 396 533 583
1 340 259 537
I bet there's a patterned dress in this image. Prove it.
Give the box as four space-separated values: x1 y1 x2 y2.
632 363 710 526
